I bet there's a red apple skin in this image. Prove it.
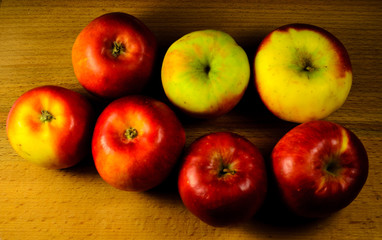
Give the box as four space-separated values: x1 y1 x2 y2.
271 120 368 218
72 12 157 99
178 132 267 227
92 95 185 191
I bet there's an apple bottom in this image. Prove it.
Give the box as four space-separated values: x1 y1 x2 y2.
183 187 263 227
280 180 365 218
95 149 179 192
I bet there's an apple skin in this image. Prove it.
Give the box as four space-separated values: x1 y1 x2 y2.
92 95 186 191
6 85 94 169
72 12 157 99
178 132 267 227
162 29 250 118
271 120 368 218
254 23 352 123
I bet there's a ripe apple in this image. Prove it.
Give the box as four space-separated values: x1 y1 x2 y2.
271 120 368 218
92 95 186 191
178 132 267 226
254 23 352 123
6 85 94 169
72 12 157 99
161 29 250 118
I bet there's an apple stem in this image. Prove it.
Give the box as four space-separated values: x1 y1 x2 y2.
304 65 315 72
124 127 138 140
111 41 125 58
40 110 55 122
218 165 236 177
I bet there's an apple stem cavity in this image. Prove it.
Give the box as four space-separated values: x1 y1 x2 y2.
124 127 138 140
295 50 317 74
40 110 55 122
304 65 315 72
301 57 316 73
204 65 211 75
324 159 341 176
218 162 236 178
111 41 125 58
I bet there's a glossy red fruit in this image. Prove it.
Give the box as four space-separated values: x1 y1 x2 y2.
178 132 267 227
271 120 368 218
72 12 157 99
92 95 186 191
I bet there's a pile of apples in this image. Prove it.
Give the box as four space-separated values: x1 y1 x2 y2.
6 12 368 227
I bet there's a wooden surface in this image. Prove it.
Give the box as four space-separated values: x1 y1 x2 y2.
1 0 381 239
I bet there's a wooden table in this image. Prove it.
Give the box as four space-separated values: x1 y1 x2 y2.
1 0 381 239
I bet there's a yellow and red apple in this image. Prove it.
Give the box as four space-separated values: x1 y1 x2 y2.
162 30 250 118
254 24 352 123
6 86 94 169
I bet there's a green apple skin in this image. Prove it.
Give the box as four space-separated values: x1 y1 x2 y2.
162 30 250 118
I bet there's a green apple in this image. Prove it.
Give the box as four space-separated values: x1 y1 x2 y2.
254 24 352 123
161 29 250 118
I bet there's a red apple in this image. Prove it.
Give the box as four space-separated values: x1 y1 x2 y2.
271 120 368 218
92 95 185 191
178 132 267 227
72 12 157 99
6 85 94 169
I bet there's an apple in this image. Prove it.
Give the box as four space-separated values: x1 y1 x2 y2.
254 23 352 123
271 120 368 218
161 29 250 118
178 132 267 227
6 85 94 169
72 12 157 99
92 95 186 191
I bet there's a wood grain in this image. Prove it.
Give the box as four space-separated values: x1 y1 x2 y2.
0 0 381 239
